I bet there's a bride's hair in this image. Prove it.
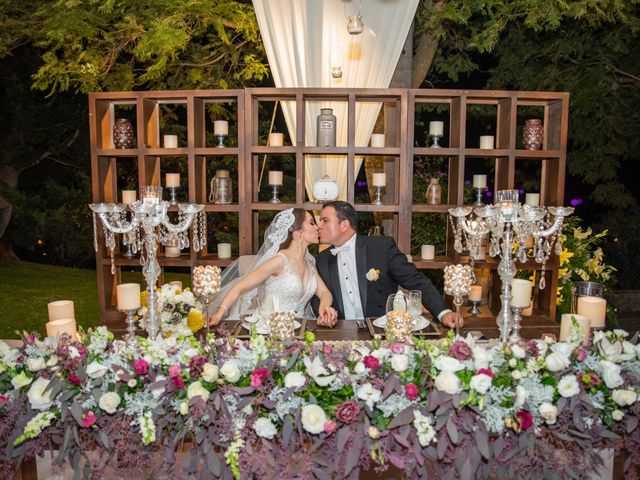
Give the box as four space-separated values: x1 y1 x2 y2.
278 208 307 250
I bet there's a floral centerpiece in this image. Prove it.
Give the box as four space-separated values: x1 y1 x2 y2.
138 283 205 337
0 325 639 479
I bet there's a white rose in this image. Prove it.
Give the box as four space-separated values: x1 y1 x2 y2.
368 426 380 439
473 347 492 370
187 381 210 401
303 356 335 387
434 371 461 395
557 374 580 398
201 363 219 383
600 360 624 389
220 360 241 383
612 409 624 421
99 392 121 414
365 268 380 281
511 370 523 380
545 352 570 372
179 401 189 415
371 348 391 361
254 417 277 439
11 371 33 390
27 377 54 411
284 371 306 389
301 404 327 434
469 373 492 394
539 402 558 425
550 342 573 358
619 341 637 362
86 361 108 379
612 389 637 407
46 357 58 368
391 354 409 373
511 344 526 359
434 356 464 373
597 337 623 361
27 357 45 372
514 385 528 408
354 361 366 375
357 383 382 408
508 358 517 368
127 379 137 388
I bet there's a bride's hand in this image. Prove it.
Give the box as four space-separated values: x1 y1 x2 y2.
208 305 227 327
317 306 338 328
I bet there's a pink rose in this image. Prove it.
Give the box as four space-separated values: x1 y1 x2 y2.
449 340 473 361
575 348 587 362
405 383 419 400
476 368 494 378
134 359 149 376
82 411 97 428
168 364 182 378
322 345 334 354
0 395 8 404
516 410 533 430
335 400 361 424
323 420 337 434
172 375 185 389
25 334 36 345
390 343 405 354
250 368 270 388
363 355 381 371
68 372 82 386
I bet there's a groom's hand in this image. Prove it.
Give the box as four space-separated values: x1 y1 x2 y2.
317 306 338 328
441 311 463 329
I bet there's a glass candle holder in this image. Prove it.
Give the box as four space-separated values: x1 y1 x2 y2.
385 311 413 342
268 311 295 340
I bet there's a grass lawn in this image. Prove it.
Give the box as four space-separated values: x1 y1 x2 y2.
0 261 191 339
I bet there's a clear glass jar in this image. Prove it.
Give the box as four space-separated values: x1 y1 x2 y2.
210 170 232 204
425 177 441 204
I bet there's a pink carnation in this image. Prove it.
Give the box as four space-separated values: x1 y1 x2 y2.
0 395 8 404
134 359 149 376
323 420 338 434
363 355 381 371
168 364 182 378
516 410 533 430
449 340 473 361
390 343 405 354
405 383 419 400
82 411 97 428
68 372 82 386
322 344 334 354
250 368 270 388
172 375 185 389
476 368 494 378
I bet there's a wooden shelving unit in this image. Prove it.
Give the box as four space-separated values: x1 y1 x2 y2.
89 88 569 331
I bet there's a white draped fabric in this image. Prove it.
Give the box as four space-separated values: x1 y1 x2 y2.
252 0 419 201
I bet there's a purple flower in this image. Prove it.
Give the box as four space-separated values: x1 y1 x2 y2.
449 341 472 361
405 383 419 400
336 400 361 424
134 359 149 376
189 355 207 379
363 355 381 371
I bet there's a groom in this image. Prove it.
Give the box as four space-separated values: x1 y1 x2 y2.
314 201 459 329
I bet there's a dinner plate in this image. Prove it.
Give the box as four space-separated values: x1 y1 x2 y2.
249 320 302 335
372 315 430 331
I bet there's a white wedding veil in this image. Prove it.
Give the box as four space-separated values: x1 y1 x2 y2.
210 208 298 319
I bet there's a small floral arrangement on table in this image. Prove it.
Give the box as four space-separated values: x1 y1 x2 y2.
556 216 617 318
1 322 639 479
138 283 205 338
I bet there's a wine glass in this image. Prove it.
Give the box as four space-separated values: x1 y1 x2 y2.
408 290 422 328
385 292 407 315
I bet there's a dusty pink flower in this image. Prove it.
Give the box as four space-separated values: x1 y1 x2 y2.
323 420 337 434
0 395 8 404
68 372 82 386
25 334 36 345
390 343 405 354
525 340 539 357
516 410 533 430
449 340 473 361
336 400 361 424
476 368 494 378
323 344 334 354
134 359 149 376
82 411 97 428
405 383 419 400
172 375 185 389
575 348 587 362
168 364 182 378
250 368 270 388
363 355 381 371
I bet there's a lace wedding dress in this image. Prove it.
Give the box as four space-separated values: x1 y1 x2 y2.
261 252 317 318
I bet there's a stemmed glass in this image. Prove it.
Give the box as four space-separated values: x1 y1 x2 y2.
386 292 407 314
407 290 422 329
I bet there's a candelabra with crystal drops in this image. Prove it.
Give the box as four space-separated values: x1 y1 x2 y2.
90 186 206 339
449 190 573 342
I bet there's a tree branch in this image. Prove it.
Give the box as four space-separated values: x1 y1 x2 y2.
172 40 250 68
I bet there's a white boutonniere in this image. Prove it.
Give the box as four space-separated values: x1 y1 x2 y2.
366 268 380 282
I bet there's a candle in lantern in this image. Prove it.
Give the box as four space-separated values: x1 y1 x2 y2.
511 279 533 308
166 173 180 188
372 173 386 187
370 134 385 148
116 283 141 310
217 242 232 259
47 300 74 321
479 135 495 149
121 190 137 204
214 120 229 136
525 193 540 206
469 285 482 302
421 245 435 260
163 135 178 148
46 318 77 338
559 313 591 342
428 121 444 136
577 296 607 328
473 174 487 188
268 170 283 185
268 133 284 146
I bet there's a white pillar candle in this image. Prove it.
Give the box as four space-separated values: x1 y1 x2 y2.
372 173 386 187
428 121 444 136
469 285 482 302
421 244 435 260
163 135 178 148
217 242 232 259
165 246 181 257
47 300 74 321
46 318 77 338
577 296 607 328
268 170 283 185
525 193 540 206
511 279 533 308
116 283 141 310
168 280 183 290
268 132 284 146
370 133 385 147
166 173 180 188
214 120 229 135
559 313 591 342
479 135 494 149
121 190 137 204
472 174 487 188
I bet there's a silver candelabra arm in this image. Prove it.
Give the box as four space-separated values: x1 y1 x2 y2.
533 208 573 238
161 204 204 234
96 212 139 235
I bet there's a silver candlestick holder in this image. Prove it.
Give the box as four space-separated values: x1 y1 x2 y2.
372 186 384 205
119 307 139 347
510 306 524 342
429 133 443 148
215 134 227 148
167 186 179 205
468 299 480 316
474 186 485 206
269 184 282 203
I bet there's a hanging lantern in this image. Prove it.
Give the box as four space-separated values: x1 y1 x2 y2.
347 15 364 35
330 47 344 78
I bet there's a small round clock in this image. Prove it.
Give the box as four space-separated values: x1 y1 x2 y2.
312 175 339 202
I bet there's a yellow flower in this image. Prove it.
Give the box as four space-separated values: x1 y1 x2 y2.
174 289 182 295
187 310 205 332
140 290 148 308
559 249 574 266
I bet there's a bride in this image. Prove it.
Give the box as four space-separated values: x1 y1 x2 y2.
208 208 338 327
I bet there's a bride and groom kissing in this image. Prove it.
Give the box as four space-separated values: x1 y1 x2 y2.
208 201 459 330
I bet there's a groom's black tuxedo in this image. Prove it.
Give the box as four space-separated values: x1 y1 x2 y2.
314 235 449 320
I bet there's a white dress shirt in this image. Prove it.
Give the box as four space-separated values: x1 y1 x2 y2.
333 234 364 320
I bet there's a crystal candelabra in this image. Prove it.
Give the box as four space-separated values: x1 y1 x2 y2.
215 134 227 148
443 264 475 337
90 186 206 339
269 184 281 203
474 186 485 206
429 133 443 148
118 307 139 347
449 190 573 342
372 186 384 205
